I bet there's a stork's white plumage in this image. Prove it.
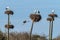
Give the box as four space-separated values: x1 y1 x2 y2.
6 6 11 11
52 10 55 13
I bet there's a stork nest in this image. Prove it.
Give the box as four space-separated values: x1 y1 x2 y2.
5 24 14 29
47 17 54 21
49 14 58 17
30 14 41 22
5 10 14 15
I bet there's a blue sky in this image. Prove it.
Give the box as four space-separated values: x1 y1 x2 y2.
0 0 60 38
